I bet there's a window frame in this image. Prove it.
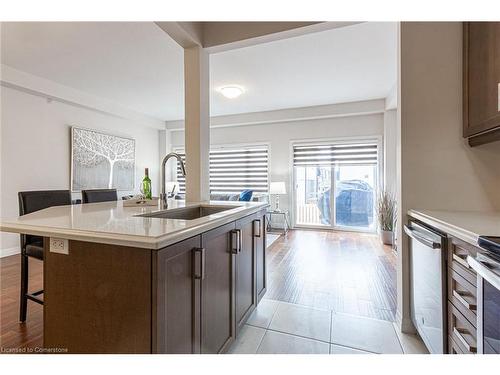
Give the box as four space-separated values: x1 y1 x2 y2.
289 135 383 233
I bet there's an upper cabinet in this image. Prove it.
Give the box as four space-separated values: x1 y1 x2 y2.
463 22 500 146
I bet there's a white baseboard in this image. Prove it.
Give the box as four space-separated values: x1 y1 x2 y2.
1 246 20 258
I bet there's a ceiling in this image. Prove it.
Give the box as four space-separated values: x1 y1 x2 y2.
1 22 397 122
1 22 184 120
210 22 397 116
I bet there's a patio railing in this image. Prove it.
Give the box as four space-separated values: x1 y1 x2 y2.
296 203 323 225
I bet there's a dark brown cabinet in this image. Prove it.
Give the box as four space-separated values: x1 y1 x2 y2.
448 303 477 354
154 222 237 354
153 235 202 354
43 209 266 354
200 222 237 354
152 209 266 354
463 22 500 146
234 215 257 334
447 237 478 354
255 216 267 301
234 213 268 334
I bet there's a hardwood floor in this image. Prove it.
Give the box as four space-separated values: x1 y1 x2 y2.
265 229 397 321
0 229 396 351
1 255 43 351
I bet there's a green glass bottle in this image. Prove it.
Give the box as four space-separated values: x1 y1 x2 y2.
142 168 152 200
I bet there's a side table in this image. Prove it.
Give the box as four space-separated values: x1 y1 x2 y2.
266 210 290 235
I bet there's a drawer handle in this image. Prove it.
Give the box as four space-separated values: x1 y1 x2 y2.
237 229 242 253
194 247 205 280
231 230 240 254
253 219 261 238
453 290 477 311
453 327 477 353
453 253 470 269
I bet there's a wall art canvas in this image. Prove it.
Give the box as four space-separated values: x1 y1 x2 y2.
71 127 135 191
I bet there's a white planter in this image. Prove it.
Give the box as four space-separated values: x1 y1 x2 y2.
381 230 393 245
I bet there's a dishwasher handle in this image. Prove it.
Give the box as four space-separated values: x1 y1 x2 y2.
404 224 442 249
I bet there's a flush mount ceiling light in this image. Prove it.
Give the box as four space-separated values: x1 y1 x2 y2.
218 85 245 99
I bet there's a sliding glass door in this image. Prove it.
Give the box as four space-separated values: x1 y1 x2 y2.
293 140 378 232
295 165 332 226
333 164 376 230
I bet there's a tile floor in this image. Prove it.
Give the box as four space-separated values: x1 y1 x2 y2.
228 299 428 354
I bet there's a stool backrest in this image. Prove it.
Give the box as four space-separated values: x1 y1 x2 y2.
18 190 72 248
82 188 118 204
18 190 72 216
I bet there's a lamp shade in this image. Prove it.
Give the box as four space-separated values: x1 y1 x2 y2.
269 181 287 195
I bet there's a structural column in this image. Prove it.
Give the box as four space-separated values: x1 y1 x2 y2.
184 45 210 202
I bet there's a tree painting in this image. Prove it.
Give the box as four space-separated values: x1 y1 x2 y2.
71 127 135 191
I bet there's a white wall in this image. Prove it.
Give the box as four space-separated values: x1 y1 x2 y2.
383 109 397 195
170 108 384 224
397 22 500 331
0 86 161 256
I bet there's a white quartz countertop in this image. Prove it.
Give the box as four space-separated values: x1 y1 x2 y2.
0 200 269 249
408 209 500 246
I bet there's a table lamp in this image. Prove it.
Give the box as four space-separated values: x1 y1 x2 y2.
269 181 287 212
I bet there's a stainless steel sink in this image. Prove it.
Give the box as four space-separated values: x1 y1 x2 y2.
137 205 235 220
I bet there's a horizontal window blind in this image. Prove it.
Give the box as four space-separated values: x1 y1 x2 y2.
293 142 378 166
175 152 186 193
175 146 269 194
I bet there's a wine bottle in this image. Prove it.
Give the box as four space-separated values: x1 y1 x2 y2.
142 168 152 200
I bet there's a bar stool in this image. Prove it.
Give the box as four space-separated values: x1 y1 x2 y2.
18 190 72 322
81 188 117 203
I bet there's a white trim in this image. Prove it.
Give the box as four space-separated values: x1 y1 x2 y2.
211 141 271 152
385 82 398 110
173 141 271 152
166 99 386 131
294 222 377 234
289 134 382 146
1 246 20 258
289 135 383 234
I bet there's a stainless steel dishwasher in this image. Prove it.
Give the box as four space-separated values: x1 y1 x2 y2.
404 220 447 354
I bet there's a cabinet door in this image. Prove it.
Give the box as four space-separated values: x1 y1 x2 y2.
464 22 500 137
235 215 257 333
255 215 267 301
153 235 202 354
201 222 236 354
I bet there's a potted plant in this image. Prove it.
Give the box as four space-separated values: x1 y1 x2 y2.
377 191 396 245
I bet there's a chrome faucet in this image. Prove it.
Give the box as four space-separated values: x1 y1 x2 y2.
160 152 186 208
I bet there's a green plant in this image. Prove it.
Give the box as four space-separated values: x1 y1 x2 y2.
377 191 396 232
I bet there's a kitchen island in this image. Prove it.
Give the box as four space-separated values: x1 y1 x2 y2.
0 200 269 354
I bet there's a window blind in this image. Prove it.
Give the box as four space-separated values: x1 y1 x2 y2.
175 146 269 194
293 142 378 166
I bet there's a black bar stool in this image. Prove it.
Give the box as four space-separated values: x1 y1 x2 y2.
81 188 117 203
18 190 72 322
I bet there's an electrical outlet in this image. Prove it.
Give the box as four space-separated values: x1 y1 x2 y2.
50 237 69 255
